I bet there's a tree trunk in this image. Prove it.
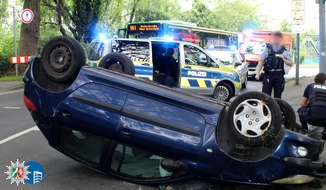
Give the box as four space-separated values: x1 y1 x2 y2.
18 0 40 56
129 0 140 23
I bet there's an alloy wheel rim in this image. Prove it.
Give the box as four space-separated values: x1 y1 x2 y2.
233 99 272 138
214 86 229 100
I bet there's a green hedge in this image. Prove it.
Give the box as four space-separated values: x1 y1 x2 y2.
0 54 14 77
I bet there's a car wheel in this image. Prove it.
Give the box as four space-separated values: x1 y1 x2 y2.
242 73 248 89
212 82 233 102
98 52 135 76
41 36 86 83
228 91 282 146
275 98 296 131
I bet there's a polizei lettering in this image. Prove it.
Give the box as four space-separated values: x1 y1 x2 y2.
314 85 326 90
188 71 207 77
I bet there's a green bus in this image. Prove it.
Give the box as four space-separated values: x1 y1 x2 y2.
117 20 238 48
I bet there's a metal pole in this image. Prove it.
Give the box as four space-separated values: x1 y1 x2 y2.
295 33 300 85
13 7 18 77
319 0 326 73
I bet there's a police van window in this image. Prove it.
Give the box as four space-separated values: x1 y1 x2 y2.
88 42 105 61
184 45 208 66
113 40 150 63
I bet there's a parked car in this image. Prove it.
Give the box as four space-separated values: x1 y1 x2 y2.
88 38 244 102
24 36 326 188
206 45 248 88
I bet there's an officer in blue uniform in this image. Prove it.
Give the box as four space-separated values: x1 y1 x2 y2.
255 32 293 98
298 73 326 131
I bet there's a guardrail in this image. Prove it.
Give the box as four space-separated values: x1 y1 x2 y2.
10 56 30 64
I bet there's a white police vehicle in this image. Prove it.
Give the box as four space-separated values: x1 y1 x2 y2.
88 38 243 101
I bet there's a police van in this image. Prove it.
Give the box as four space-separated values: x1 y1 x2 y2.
88 38 243 101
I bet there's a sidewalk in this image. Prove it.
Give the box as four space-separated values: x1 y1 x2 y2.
0 81 24 92
282 76 326 190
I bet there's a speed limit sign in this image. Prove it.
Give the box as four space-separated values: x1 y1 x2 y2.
21 9 34 24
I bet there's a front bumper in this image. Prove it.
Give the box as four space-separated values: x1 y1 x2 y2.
283 157 325 171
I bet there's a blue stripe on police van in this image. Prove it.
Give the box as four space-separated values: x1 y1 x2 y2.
204 80 213 88
188 79 199 87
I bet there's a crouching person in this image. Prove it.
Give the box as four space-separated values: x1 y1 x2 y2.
298 73 326 132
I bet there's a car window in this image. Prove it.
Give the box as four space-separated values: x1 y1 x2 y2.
184 45 208 66
112 40 150 63
88 41 105 61
59 128 107 166
110 144 173 179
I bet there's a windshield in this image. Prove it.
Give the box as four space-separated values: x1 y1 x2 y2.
207 49 235 65
240 42 266 55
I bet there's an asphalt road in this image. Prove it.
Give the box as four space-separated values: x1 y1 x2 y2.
0 80 317 190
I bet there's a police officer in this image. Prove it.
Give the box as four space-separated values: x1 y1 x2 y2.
255 32 293 98
298 73 326 131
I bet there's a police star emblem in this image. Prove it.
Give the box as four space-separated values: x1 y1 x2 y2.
4 159 31 186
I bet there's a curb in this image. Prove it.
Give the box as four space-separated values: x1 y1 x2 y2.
0 83 24 92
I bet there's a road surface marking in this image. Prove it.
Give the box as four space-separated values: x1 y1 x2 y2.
0 126 39 145
4 107 21 109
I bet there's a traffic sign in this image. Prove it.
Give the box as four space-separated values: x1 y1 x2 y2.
21 9 34 24
292 0 305 10
292 0 305 33
292 11 305 25
292 25 305 33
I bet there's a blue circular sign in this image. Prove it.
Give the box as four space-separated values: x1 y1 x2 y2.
25 161 44 184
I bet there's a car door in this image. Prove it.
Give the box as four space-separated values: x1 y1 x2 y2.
52 83 128 166
113 92 205 170
180 44 216 94
105 141 190 183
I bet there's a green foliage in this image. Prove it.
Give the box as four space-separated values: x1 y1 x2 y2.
132 0 181 22
279 19 291 33
0 75 23 81
182 0 265 32
181 0 211 27
0 0 8 24
39 25 62 54
0 27 16 76
42 0 105 42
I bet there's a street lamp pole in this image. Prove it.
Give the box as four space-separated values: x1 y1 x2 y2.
13 7 18 77
319 0 326 73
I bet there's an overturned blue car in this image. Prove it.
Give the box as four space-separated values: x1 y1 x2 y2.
23 36 326 187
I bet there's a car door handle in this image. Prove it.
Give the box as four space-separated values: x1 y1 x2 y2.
121 128 132 138
141 63 150 66
61 110 71 118
184 66 192 69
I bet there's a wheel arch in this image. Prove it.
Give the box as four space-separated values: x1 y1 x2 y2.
215 79 236 96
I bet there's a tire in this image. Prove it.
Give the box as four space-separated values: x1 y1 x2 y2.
41 36 86 83
98 52 135 76
212 82 234 102
228 91 282 146
242 73 248 89
275 98 297 131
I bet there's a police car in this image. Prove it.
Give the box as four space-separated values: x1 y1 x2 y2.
88 38 243 101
